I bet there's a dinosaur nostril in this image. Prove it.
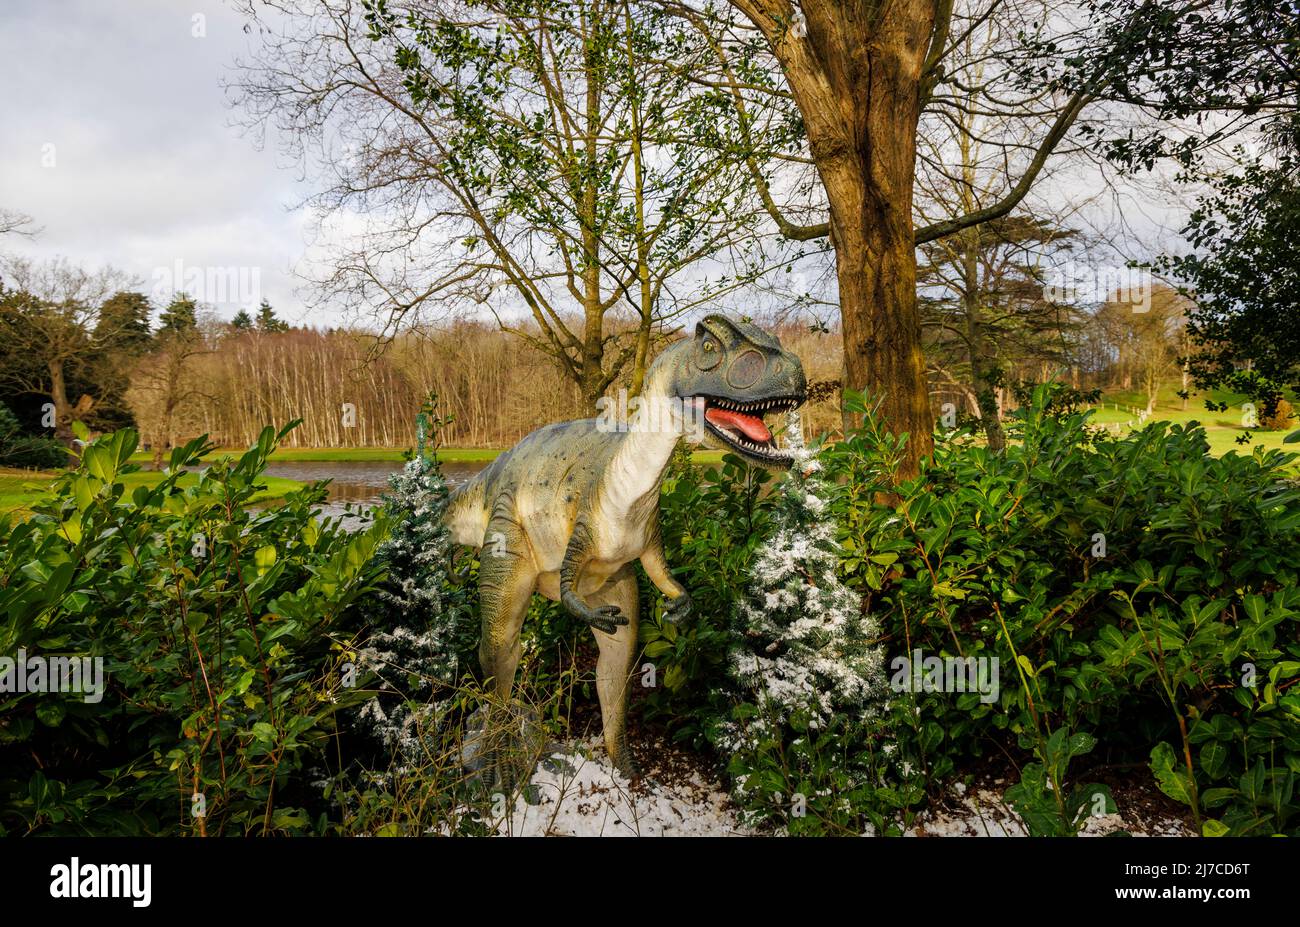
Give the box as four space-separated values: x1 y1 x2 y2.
728 350 766 389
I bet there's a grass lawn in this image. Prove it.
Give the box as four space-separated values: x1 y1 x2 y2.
688 449 726 464
90 386 1298 490
1083 385 1299 462
0 467 305 518
127 444 729 465
127 445 503 464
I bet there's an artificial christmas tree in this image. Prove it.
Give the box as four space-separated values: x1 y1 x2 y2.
355 397 476 762
717 408 889 764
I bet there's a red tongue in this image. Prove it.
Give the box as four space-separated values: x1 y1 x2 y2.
706 407 772 444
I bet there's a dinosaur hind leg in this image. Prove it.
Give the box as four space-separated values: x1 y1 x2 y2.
477 514 535 699
476 514 538 791
589 564 641 778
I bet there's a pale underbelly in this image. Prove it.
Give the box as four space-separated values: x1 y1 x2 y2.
535 559 632 601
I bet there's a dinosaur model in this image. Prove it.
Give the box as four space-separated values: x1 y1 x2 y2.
445 314 807 780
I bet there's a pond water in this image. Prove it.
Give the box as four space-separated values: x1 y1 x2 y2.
260 458 490 525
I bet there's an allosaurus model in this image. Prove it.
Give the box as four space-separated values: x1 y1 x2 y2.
445 315 807 779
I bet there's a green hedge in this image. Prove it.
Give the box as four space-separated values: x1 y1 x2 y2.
5 385 1297 837
0 424 388 835
650 386 1300 835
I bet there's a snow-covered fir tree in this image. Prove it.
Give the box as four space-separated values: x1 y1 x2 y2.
720 410 887 755
355 398 476 761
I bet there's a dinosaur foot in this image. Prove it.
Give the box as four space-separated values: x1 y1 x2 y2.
462 701 546 794
610 743 644 782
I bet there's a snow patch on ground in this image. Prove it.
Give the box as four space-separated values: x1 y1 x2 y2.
496 738 752 837
906 782 1194 837
494 741 1193 837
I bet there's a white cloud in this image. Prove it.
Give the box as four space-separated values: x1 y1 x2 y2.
0 0 324 323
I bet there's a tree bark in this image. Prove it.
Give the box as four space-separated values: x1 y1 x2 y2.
739 0 937 477
47 359 73 446
960 229 1005 453
966 304 1005 453
830 169 934 475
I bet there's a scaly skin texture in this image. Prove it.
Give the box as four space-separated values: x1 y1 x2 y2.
444 315 807 779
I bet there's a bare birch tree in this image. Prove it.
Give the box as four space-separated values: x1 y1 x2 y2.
233 0 786 411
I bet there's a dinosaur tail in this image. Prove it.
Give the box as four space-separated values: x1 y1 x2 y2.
443 474 489 548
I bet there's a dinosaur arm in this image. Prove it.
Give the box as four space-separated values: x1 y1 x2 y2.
640 523 692 622
560 519 628 635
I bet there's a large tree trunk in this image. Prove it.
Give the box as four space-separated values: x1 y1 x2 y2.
961 231 1005 453
153 390 181 470
966 308 1006 453
763 0 937 478
829 177 933 476
47 359 73 446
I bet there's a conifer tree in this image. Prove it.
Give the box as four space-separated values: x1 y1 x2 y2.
355 396 476 760
721 411 887 753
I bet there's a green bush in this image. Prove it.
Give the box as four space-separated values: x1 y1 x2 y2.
0 410 578 837
653 385 1299 835
645 446 777 720
7 382 1297 837
823 385 1300 835
0 423 390 835
0 402 65 470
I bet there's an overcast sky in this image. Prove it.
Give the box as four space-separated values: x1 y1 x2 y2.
0 0 318 323
0 0 1194 330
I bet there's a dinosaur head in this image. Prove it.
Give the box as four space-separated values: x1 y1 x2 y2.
670 314 807 468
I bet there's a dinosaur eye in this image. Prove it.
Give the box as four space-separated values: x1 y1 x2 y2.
698 337 722 369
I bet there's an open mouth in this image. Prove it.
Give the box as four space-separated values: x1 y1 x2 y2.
697 394 804 465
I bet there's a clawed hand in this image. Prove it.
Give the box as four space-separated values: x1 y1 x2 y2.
585 604 628 634
664 591 693 623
